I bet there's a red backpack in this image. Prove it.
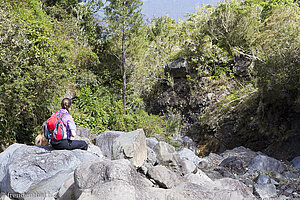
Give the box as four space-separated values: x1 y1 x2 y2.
44 112 67 142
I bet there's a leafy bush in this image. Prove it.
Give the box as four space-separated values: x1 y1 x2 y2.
72 85 169 137
254 4 300 102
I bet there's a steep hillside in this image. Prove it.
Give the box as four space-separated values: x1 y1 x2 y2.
143 0 300 160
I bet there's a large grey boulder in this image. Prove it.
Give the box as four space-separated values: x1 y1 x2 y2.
76 127 95 141
0 144 98 196
0 143 26 191
95 131 124 159
221 146 259 167
153 142 181 171
147 165 183 189
74 159 137 191
112 129 147 167
74 158 151 200
291 156 300 170
248 155 286 173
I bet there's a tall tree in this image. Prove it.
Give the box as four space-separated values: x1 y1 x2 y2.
104 0 143 114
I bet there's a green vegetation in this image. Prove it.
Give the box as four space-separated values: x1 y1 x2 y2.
104 0 143 114
0 0 299 152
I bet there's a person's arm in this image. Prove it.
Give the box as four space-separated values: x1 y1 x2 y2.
71 129 76 137
65 114 76 138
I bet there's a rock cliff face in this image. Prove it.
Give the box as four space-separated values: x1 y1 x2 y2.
144 57 300 162
0 129 299 200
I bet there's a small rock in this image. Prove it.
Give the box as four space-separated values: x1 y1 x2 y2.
283 171 299 179
58 177 75 200
285 187 294 194
147 165 183 189
271 179 279 185
87 144 103 158
199 153 224 168
0 193 11 200
254 183 277 199
293 192 299 198
219 156 245 175
146 147 157 166
207 93 214 101
198 160 209 169
178 136 199 154
179 159 197 175
146 137 158 149
274 172 286 183
178 148 201 166
221 170 234 178
278 195 290 200
291 156 300 170
255 174 271 185
281 185 287 190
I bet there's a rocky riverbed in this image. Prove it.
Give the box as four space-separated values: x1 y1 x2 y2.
0 128 299 200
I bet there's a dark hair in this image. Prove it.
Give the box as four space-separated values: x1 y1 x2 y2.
61 98 72 112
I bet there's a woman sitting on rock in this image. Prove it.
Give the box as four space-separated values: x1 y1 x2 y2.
49 98 88 150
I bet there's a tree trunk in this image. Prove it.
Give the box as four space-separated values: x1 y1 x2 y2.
122 28 126 115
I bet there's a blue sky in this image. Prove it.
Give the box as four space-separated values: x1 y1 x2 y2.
142 0 221 20
99 0 221 21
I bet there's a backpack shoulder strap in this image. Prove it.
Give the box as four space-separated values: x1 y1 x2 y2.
58 113 67 119
55 113 67 128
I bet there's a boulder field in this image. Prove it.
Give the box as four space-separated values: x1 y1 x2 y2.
0 128 299 200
